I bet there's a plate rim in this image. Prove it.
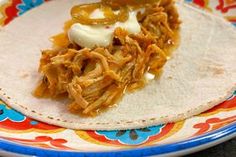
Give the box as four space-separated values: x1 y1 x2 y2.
0 122 235 157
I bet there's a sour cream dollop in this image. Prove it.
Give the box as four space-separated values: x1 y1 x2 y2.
145 72 155 81
68 9 141 48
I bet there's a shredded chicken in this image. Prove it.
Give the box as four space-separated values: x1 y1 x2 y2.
34 0 180 116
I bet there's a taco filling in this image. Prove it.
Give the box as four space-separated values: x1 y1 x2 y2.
34 0 180 116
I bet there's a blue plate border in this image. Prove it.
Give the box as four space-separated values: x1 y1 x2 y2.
0 122 235 157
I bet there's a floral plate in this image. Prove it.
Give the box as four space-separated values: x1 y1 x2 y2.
0 0 236 156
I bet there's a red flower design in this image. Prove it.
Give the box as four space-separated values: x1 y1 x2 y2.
1 136 73 150
4 0 21 25
0 116 63 133
193 116 236 136
216 0 236 13
193 0 206 7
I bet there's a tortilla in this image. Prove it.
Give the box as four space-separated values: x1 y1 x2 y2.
0 0 235 130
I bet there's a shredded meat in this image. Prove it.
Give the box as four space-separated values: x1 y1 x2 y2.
34 0 180 116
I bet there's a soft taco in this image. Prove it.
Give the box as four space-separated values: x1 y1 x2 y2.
0 0 235 130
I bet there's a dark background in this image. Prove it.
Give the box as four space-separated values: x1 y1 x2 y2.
186 137 236 157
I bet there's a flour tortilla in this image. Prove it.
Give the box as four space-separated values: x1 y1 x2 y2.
0 0 235 130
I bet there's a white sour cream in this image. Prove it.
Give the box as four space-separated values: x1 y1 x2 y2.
145 72 155 81
68 9 141 48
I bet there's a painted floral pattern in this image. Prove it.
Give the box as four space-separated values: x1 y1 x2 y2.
0 136 73 150
96 125 164 145
193 116 236 136
17 0 45 15
76 122 184 146
185 0 236 25
0 0 235 152
0 101 63 133
0 103 25 122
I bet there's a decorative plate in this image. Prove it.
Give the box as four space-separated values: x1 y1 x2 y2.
0 0 236 156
